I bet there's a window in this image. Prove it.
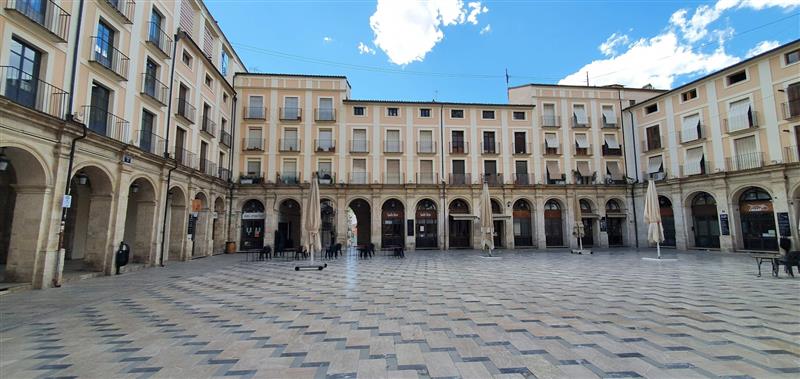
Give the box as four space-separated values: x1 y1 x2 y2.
419 130 434 153
283 128 299 151
482 110 495 119
542 104 557 127
644 103 658 114
572 104 588 127
246 160 261 176
95 21 115 69
601 105 616 127
318 129 333 151
387 107 399 117
647 155 664 175
419 108 431 118
684 147 705 175
89 82 112 135
482 131 496 153
204 74 212 87
386 159 401 183
246 128 262 150
786 49 800 65
513 132 527 154
352 129 368 152
452 160 465 174
681 88 698 102
149 8 164 44
318 97 334 121
727 98 754 131
646 125 661 151
681 113 701 142
318 161 333 181
182 50 192 67
221 50 229 75
283 97 299 120
247 96 264 119
352 159 367 183
450 109 464 119
353 106 365 116
386 130 401 152
544 133 559 154
451 130 465 153
223 93 228 104
139 110 155 153
6 38 41 109
726 70 747 86
513 111 526 120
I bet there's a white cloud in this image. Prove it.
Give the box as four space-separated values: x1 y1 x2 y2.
357 42 376 55
323 36 333 43
599 33 630 56
480 24 491 35
739 0 800 10
746 40 780 57
368 0 488 65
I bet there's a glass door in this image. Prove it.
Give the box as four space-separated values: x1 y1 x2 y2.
89 83 110 135
6 38 41 109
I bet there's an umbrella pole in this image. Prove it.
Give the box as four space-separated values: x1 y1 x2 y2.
656 242 661 259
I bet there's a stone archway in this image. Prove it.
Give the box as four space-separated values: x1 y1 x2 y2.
192 192 209 258
491 199 505 248
544 199 564 247
415 198 438 249
659 196 676 247
578 199 596 247
513 199 534 248
605 199 626 247
166 187 187 261
123 178 157 264
64 165 115 273
347 198 371 247
240 199 265 250
320 199 337 249
737 187 777 251
381 199 405 248
448 199 472 249
212 197 226 254
276 199 301 251
689 192 720 249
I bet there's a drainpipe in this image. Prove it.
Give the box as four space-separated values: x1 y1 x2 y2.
227 94 237 245
438 103 447 250
159 161 178 266
66 0 84 116
157 33 181 267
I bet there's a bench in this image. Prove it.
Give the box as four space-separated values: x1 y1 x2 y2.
752 251 800 277
752 253 780 277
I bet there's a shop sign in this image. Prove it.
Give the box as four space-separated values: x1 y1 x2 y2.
741 201 772 213
416 210 435 218
384 211 402 218
719 213 730 235
777 212 791 237
242 212 265 220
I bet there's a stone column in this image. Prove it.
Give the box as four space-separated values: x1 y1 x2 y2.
535 195 546 249
371 194 381 249
134 199 158 264
84 194 114 273
5 185 50 284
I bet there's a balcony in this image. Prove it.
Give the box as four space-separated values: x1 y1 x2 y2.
350 140 369 153
513 173 533 185
239 173 263 184
573 172 596 185
784 146 799 164
220 130 231 148
4 0 70 42
217 167 231 182
602 120 618 129
482 173 503 186
541 115 561 128
175 97 195 123
102 0 135 23
481 141 499 155
242 138 264 151
384 140 403 153
173 148 197 169
89 37 130 80
724 111 759 133
642 171 667 181
546 174 566 185
349 172 369 184
726 152 765 171
417 141 436 154
201 116 216 137
243 107 266 120
416 172 438 184
317 172 335 185
141 73 168 105
573 145 593 156
279 139 301 152
315 108 336 122
81 105 130 143
642 140 662 153
280 107 302 121
602 145 623 156
135 130 165 155
572 116 591 129
680 124 705 143
543 143 562 155
448 173 471 185
315 139 335 153
384 173 404 184
449 142 469 154
512 142 531 155
279 171 300 185
146 21 172 58
781 100 800 120
679 160 712 177
200 159 216 177
0 66 69 119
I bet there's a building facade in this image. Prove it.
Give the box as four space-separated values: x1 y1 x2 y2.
0 0 244 288
624 40 800 253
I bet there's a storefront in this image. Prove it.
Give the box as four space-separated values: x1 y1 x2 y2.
691 192 720 248
415 199 438 249
381 199 405 248
448 199 472 248
512 200 534 247
738 188 777 251
544 200 563 247
605 199 625 246
240 200 265 250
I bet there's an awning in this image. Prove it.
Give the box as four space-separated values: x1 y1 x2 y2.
647 155 663 174
582 213 600 219
606 213 627 218
728 100 752 132
545 134 559 148
575 134 590 148
602 107 617 124
573 106 588 124
607 161 623 180
604 134 620 149
451 214 478 220
546 161 562 180
684 147 704 175
576 161 593 177
681 114 700 142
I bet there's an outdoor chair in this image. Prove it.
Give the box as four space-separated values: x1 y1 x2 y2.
294 246 308 260
779 251 800 277
259 245 272 261
334 243 342 258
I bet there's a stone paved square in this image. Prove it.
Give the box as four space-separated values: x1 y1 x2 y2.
1 249 798 378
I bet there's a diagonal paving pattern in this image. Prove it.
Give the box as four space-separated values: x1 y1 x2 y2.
1 249 798 378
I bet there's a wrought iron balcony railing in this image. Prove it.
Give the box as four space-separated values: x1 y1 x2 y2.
89 36 130 80
573 144 593 156
602 145 623 156
512 142 530 155
279 171 301 185
4 0 70 41
201 116 216 137
0 66 68 119
416 172 438 184
448 173 471 185
239 173 263 184
280 107 301 121
279 139 301 152
679 160 713 177
543 143 562 155
785 146 799 164
781 100 800 120
315 139 335 152
217 167 231 181
200 159 216 177
315 108 336 122
384 173 404 184
141 73 168 105
243 107 266 120
482 173 503 186
417 141 436 154
242 138 264 151
449 142 469 154
384 140 403 153
173 148 197 169
146 21 172 57
220 130 232 148
103 0 135 23
723 111 759 133
135 130 165 155
726 152 765 171
350 140 369 153
513 173 533 185
349 172 369 184
175 97 195 123
81 105 130 143
481 141 500 154
572 116 591 128
541 115 560 128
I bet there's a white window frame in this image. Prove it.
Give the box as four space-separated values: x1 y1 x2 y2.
353 106 366 117
449 109 465 119
680 88 698 103
481 110 496 120
419 108 432 118
724 68 750 88
386 106 400 117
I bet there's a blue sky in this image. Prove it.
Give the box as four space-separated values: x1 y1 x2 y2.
207 0 799 103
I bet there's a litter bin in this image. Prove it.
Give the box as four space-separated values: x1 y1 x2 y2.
115 241 130 275
225 241 236 254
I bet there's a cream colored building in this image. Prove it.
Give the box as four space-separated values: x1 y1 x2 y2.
0 0 244 288
624 40 800 253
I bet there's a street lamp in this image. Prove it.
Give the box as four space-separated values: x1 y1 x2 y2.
0 148 9 172
76 172 89 185
130 183 139 193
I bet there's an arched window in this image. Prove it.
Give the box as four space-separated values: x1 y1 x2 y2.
579 199 592 212
606 199 622 212
692 192 716 206
544 200 561 210
659 196 672 208
449 199 470 214
740 188 771 201
513 199 531 211
417 199 436 211
491 199 502 214
242 199 264 213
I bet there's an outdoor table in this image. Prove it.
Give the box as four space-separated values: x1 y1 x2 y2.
752 253 781 277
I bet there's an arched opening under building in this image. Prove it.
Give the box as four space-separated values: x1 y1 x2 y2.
191 193 208 258
579 199 596 247
381 199 405 248
276 199 301 251
240 199 265 250
449 199 472 248
64 166 114 273
691 192 720 248
123 178 157 264
738 187 777 251
659 196 676 247
606 199 626 246
347 199 371 247
544 199 564 247
491 199 504 248
166 187 187 261
321 199 336 249
513 199 534 247
212 197 226 254
0 146 49 284
415 199 438 249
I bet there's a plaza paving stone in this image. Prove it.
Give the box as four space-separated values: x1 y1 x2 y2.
0 249 798 378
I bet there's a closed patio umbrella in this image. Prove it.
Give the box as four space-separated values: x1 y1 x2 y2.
644 179 665 259
573 195 586 252
302 173 322 265
480 180 495 256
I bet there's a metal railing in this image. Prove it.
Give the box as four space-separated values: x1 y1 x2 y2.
243 107 266 120
642 139 662 152
680 124 704 143
784 146 799 164
513 173 533 185
89 37 130 80
81 105 129 143
573 144 593 156
103 0 135 23
4 0 70 41
723 111 759 133
417 141 436 154
239 173 263 184
481 141 500 154
220 130 231 147
512 142 530 155
0 66 69 119
279 139 301 152
217 167 231 182
602 119 618 129
449 142 469 154
141 73 168 105
384 173 404 184
726 152 765 171
317 172 335 185
448 173 471 185
349 172 369 184
482 173 503 186
146 21 172 57
173 148 196 169
416 172 438 184
781 100 800 120
541 115 560 128
350 140 369 153
200 159 216 177
135 130 165 155
315 139 335 152
679 160 712 177
175 97 195 123
242 138 264 151
201 116 216 136
315 108 335 121
543 143 562 155
384 140 403 153
279 171 300 185
546 174 566 185
573 172 595 185
280 107 301 121
602 145 623 156
572 116 591 128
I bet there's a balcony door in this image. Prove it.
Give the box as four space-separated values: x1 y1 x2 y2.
95 21 115 68
144 59 158 97
483 131 496 153
6 38 41 109
514 132 526 154
149 9 163 44
175 127 186 163
452 130 465 152
140 110 154 153
89 83 111 135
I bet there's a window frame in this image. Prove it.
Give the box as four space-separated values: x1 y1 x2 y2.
481 110 496 120
450 109 465 119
